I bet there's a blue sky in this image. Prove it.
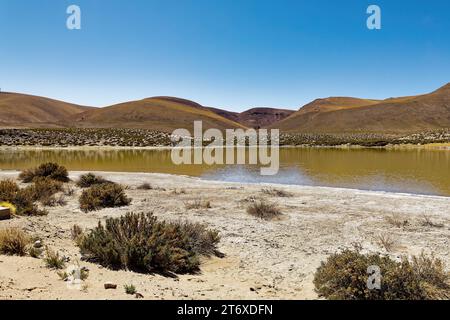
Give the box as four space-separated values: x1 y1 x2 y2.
1 0 449 111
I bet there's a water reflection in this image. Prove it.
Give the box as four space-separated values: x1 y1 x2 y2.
0 148 448 196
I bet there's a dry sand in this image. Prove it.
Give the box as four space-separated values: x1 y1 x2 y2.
0 171 449 300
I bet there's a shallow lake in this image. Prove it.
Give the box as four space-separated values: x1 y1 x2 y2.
0 148 449 196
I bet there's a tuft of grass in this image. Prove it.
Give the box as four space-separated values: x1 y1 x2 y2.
246 201 282 220
184 199 212 210
385 214 409 228
76 173 112 188
44 248 66 270
77 212 220 275
314 249 450 300
79 183 131 212
377 233 396 252
261 188 293 198
420 215 444 228
137 183 153 190
124 284 137 295
0 228 31 256
19 162 70 183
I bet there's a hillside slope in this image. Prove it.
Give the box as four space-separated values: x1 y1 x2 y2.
72 97 246 132
272 84 450 133
0 92 92 127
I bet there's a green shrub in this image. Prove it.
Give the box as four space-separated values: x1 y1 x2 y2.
0 228 31 256
124 284 137 295
78 212 220 274
76 173 112 188
246 201 282 220
79 183 131 212
19 162 70 183
314 249 450 300
44 248 66 269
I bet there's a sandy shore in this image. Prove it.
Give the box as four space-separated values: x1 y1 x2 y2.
0 171 449 300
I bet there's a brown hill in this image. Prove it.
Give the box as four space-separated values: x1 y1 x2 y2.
271 83 450 133
207 107 294 129
0 92 92 128
73 97 246 132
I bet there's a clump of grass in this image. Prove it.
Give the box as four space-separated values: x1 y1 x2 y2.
0 228 31 256
76 173 112 188
44 248 66 270
385 214 409 228
124 284 137 295
19 162 70 183
79 183 131 212
420 216 444 228
0 179 20 203
261 188 293 198
25 177 63 205
314 249 450 300
137 183 153 190
184 199 212 210
377 233 396 252
77 212 220 275
246 201 282 220
71 224 84 246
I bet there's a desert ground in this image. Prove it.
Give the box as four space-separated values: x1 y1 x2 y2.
0 170 449 300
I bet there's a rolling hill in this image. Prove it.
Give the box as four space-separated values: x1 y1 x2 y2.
0 92 92 127
207 107 294 129
271 83 450 133
71 96 246 132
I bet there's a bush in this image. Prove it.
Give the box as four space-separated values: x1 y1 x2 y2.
246 201 282 220
313 249 450 300
76 173 112 188
78 212 220 274
0 228 31 256
184 199 212 210
0 179 46 216
79 183 131 212
25 177 63 203
19 162 70 183
44 248 66 269
124 284 137 295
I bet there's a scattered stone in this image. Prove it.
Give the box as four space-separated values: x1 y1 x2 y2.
0 207 11 220
135 293 144 299
104 282 117 290
33 240 43 248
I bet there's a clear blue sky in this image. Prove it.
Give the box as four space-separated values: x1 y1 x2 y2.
1 0 449 111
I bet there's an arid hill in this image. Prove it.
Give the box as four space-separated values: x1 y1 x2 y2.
207 107 294 129
0 92 92 128
271 83 450 133
72 97 246 132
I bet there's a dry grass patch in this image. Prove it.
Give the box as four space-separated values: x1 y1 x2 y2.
376 233 396 252
385 214 409 228
0 228 31 256
261 188 293 198
420 215 444 228
247 200 282 220
314 249 450 300
184 199 212 210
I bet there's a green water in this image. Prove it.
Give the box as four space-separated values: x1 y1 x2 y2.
0 148 449 196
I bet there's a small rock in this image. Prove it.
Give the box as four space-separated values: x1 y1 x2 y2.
135 293 144 299
104 282 117 290
33 240 43 248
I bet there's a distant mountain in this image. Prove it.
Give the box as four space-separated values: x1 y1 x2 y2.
207 107 294 129
0 92 92 128
72 96 246 132
271 84 450 133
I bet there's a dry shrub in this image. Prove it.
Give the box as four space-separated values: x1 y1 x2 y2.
385 214 409 228
19 162 69 183
261 188 293 197
44 248 66 269
421 216 444 228
76 173 112 188
25 177 63 203
247 201 282 220
137 183 153 190
314 249 450 300
377 233 396 252
78 212 220 275
0 179 46 216
184 199 212 210
79 183 131 212
0 228 31 256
